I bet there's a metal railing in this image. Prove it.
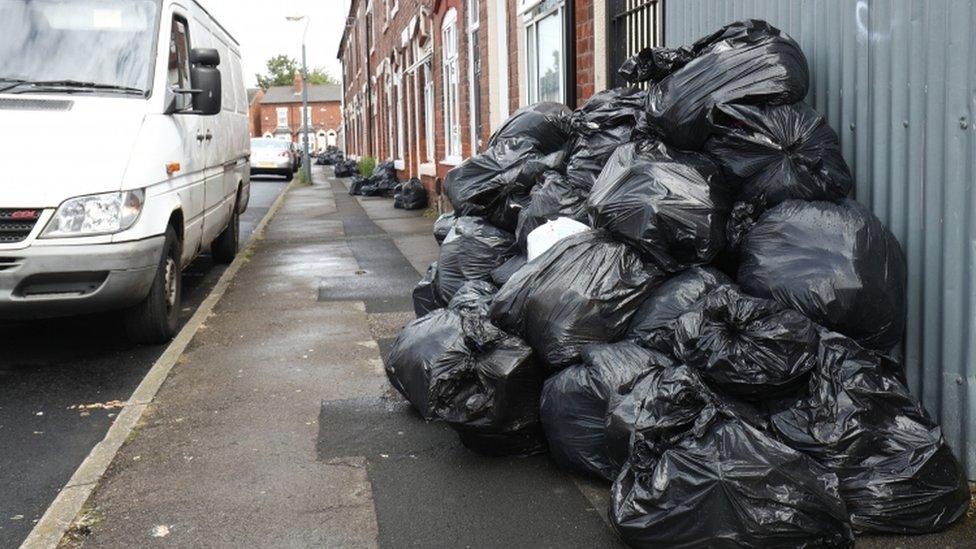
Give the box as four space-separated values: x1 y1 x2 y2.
608 0 664 88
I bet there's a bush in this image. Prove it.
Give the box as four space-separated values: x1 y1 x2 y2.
358 155 376 178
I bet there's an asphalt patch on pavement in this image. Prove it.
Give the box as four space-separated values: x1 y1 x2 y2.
318 181 421 314
317 396 623 548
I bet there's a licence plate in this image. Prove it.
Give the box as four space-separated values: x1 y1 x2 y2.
258 162 275 168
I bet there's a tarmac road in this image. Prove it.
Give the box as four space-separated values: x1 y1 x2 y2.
0 176 288 548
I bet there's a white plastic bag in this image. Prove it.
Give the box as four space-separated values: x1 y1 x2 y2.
526 218 591 261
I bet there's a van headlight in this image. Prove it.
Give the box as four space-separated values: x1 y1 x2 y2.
41 190 145 238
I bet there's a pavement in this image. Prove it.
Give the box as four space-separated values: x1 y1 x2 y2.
45 166 976 548
0 177 287 549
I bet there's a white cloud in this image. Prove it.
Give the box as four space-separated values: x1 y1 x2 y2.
200 0 349 88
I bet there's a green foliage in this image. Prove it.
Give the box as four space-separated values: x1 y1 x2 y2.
256 55 298 89
256 55 340 89
359 156 376 178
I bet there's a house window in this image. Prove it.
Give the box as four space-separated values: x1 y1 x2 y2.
386 73 394 159
524 0 564 104
441 9 461 161
167 16 192 111
395 69 405 162
467 0 482 153
389 0 399 20
276 107 288 128
423 61 435 162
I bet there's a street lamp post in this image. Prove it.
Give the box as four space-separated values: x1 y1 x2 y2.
287 15 312 184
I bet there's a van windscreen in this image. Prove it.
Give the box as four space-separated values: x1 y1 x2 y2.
0 0 160 95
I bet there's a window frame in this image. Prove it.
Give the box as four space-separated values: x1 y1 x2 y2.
167 15 193 111
466 0 481 153
276 107 289 128
441 9 461 163
523 0 565 104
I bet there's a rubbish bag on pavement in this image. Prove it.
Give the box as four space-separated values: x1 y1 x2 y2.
566 87 646 191
334 159 359 178
540 341 673 481
490 254 526 287
626 266 732 351
434 216 518 304
432 213 457 245
386 304 547 456
446 280 496 316
645 19 810 150
412 262 445 318
489 230 662 368
515 171 590 251
445 139 563 232
348 175 367 196
705 101 853 209
394 178 428 210
488 102 573 155
672 285 820 399
526 217 590 261
610 396 855 548
587 140 731 271
738 199 907 353
770 331 971 534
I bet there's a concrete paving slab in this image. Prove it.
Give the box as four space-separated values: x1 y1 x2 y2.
391 234 440 275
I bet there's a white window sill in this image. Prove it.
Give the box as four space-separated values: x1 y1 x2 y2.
394 159 405 170
419 162 436 176
441 156 463 166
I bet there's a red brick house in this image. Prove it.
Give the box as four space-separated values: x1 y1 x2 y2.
256 73 343 152
337 0 663 206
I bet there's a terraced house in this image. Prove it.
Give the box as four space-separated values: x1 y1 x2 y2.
336 0 665 205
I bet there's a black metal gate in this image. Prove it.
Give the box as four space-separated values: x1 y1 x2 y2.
608 0 664 88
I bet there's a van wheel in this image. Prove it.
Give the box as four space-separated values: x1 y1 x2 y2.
212 207 239 264
124 226 181 344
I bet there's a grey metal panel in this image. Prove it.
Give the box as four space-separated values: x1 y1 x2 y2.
664 0 976 478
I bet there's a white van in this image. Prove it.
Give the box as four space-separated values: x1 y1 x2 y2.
0 0 250 343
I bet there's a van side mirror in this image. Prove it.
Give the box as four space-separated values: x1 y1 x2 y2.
189 48 221 115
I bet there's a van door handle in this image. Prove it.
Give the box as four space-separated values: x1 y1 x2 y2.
205 130 213 141
196 132 205 142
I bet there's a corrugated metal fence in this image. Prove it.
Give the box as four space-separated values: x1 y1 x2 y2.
664 0 976 478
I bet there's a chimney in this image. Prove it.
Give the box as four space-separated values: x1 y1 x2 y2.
293 71 303 95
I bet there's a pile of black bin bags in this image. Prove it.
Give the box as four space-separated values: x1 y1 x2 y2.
385 19 970 547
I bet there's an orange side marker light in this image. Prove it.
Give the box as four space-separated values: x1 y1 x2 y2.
166 162 181 176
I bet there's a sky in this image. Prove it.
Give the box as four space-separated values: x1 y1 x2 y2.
201 0 350 88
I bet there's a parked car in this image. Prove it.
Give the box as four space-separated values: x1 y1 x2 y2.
0 0 250 344
250 138 295 180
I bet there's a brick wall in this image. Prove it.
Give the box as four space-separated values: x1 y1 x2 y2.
574 0 595 107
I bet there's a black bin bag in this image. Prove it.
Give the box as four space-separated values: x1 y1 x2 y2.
386 302 547 456
672 285 820 399
608 366 855 548
434 216 517 304
626 266 731 351
488 102 573 154
446 280 496 316
444 138 560 231
394 178 428 210
490 254 526 287
587 141 731 271
386 308 467 420
737 199 907 353
412 262 444 317
706 102 853 209
645 19 810 150
770 331 971 534
515 171 590 251
489 230 662 369
566 87 646 191
539 342 673 481
432 212 457 245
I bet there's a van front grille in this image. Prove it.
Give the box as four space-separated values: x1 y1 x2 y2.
0 209 42 243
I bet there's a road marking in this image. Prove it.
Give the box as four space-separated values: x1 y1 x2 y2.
20 182 295 549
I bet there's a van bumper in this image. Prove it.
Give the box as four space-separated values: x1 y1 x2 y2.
0 236 164 319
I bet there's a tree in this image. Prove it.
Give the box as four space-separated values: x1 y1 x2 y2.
256 55 299 89
256 54 340 89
